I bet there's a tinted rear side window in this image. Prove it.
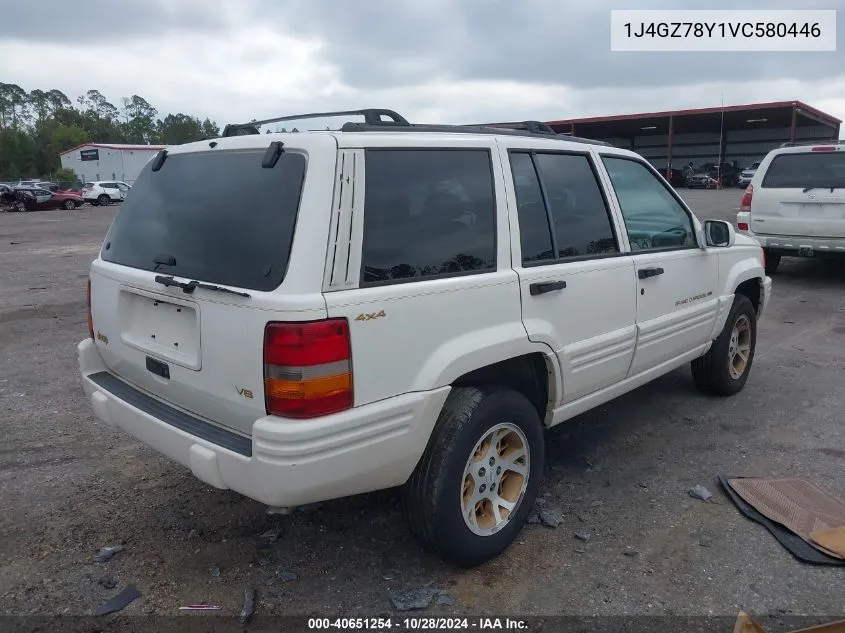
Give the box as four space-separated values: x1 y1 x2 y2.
101 150 306 292
361 149 496 285
762 151 845 189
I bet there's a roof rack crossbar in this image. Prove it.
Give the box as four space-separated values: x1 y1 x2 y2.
222 109 409 136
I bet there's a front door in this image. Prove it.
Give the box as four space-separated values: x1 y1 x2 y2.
598 155 719 376
505 147 637 404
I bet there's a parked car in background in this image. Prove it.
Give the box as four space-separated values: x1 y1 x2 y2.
660 167 686 188
686 171 718 189
737 141 845 273
738 162 761 187
82 181 131 206
16 187 85 211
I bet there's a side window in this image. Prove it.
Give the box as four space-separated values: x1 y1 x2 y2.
510 153 554 263
602 156 696 252
361 149 497 285
510 151 618 265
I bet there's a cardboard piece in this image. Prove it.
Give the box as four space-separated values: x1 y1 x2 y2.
734 612 845 633
810 526 845 559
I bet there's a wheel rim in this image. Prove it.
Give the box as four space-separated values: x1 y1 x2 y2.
728 314 752 379
460 423 530 536
64 201 73 209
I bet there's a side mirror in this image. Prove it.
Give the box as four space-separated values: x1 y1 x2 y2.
704 220 735 247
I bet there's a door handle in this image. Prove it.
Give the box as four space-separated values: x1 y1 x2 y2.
529 280 567 295
638 267 665 279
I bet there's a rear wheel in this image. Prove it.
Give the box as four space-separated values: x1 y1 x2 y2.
691 294 757 396
764 251 781 274
402 387 544 567
63 199 77 210
97 194 110 206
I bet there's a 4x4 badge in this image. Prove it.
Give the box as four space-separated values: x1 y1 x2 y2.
355 310 386 321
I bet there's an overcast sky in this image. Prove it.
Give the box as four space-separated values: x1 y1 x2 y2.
1 0 843 132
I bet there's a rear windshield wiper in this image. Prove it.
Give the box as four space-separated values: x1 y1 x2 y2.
802 186 839 193
154 275 251 298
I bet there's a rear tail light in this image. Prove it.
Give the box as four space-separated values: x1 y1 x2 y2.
811 146 836 152
87 278 94 339
263 319 353 419
737 222 749 231
739 185 753 212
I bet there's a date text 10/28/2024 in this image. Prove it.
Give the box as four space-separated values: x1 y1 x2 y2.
307 618 529 630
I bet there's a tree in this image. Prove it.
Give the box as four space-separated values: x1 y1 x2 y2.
53 167 78 187
0 84 219 177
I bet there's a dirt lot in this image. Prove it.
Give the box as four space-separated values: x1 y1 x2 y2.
2 190 845 626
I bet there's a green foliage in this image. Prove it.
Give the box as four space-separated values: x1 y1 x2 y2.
0 84 221 180
53 167 78 186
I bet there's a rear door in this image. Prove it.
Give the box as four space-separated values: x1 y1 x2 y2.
752 147 845 237
88 135 338 436
504 144 637 403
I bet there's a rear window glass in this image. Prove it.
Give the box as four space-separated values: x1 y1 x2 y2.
361 149 496 285
762 151 845 189
101 149 306 292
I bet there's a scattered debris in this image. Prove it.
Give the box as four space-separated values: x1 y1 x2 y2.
622 548 639 557
390 587 438 612
97 576 117 590
688 484 713 501
381 569 398 581
209 566 221 578
259 528 281 543
187 529 199 540
436 592 456 607
574 531 592 542
239 588 256 626
638 482 648 489
526 508 541 525
574 547 587 554
539 508 564 528
94 584 141 616
534 497 547 506
275 570 298 583
93 546 123 563
699 535 712 548
179 604 222 611
589 500 604 507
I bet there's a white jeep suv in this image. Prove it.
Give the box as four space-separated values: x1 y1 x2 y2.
737 141 845 273
82 181 131 206
79 109 771 567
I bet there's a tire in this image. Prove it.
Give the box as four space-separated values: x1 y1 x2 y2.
63 200 77 210
691 294 757 397
97 194 110 206
764 251 781 274
402 386 544 567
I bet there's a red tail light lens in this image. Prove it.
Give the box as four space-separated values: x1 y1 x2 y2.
87 278 94 339
263 319 353 419
811 146 836 152
737 222 749 231
739 185 753 212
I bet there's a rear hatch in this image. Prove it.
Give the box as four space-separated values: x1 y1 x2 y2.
752 147 845 237
88 135 338 436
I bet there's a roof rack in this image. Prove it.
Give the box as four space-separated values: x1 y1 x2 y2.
779 139 843 148
340 121 613 146
221 108 409 137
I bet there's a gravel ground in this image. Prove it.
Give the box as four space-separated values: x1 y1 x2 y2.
1 190 844 626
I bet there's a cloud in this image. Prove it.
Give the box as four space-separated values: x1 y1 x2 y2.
0 0 842 131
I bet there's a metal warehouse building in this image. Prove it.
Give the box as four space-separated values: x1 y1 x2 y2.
59 143 167 185
543 100 841 179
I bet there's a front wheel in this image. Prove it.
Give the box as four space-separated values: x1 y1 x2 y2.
97 194 110 206
63 200 77 210
691 294 757 396
402 387 544 567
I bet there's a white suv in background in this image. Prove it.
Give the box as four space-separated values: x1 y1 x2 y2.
79 109 771 567
737 141 845 273
82 181 131 206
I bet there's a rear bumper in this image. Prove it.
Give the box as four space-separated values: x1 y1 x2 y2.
748 232 845 256
78 338 450 507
